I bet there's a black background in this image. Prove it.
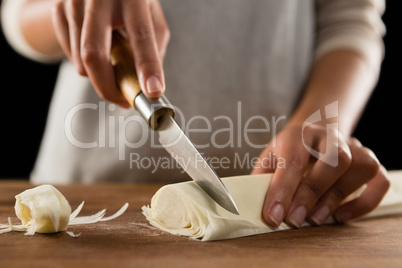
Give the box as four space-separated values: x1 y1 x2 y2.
0 0 400 179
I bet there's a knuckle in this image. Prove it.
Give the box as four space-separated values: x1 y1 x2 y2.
161 26 171 45
275 129 301 150
348 137 362 147
164 25 171 39
303 123 323 137
133 23 153 40
327 187 346 204
159 22 170 39
318 141 351 168
286 155 305 172
326 126 339 136
81 43 103 66
75 65 86 76
81 47 97 64
363 156 380 178
299 184 322 203
353 148 380 178
383 177 391 191
379 172 391 191
337 146 352 167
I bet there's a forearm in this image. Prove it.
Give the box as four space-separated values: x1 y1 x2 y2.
288 50 376 136
20 0 62 58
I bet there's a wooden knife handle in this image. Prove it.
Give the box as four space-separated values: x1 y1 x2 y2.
110 31 142 107
110 30 175 129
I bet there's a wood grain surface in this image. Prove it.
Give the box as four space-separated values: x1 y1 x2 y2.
1 180 401 268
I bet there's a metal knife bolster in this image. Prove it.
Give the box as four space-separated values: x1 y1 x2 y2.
109 31 175 130
134 93 175 130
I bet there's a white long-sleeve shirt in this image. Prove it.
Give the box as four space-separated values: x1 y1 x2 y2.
1 0 386 184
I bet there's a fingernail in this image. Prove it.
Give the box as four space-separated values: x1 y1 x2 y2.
146 75 164 94
289 205 307 228
310 205 331 225
336 212 353 223
269 204 285 226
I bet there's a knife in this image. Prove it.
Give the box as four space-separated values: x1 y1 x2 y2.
110 31 239 215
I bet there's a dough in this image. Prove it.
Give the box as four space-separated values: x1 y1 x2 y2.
142 171 402 241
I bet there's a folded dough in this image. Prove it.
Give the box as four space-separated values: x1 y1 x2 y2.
142 171 402 241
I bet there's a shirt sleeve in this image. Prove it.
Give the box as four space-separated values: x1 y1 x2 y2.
1 0 63 63
315 0 386 77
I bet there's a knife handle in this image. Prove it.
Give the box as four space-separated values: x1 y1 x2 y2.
110 30 142 106
110 30 175 129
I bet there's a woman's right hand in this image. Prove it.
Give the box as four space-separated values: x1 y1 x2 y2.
51 0 170 107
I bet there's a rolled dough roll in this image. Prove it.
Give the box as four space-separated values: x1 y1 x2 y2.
142 171 402 241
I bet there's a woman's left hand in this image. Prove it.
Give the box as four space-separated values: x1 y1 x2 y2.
252 122 390 228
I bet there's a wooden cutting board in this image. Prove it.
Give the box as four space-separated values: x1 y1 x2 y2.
1 180 402 267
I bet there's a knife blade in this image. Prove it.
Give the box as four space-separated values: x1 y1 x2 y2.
110 30 239 215
157 114 239 215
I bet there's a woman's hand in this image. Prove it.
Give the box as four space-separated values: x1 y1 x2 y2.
252 122 390 228
51 0 170 107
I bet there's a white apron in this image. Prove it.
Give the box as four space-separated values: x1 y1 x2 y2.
30 0 315 184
